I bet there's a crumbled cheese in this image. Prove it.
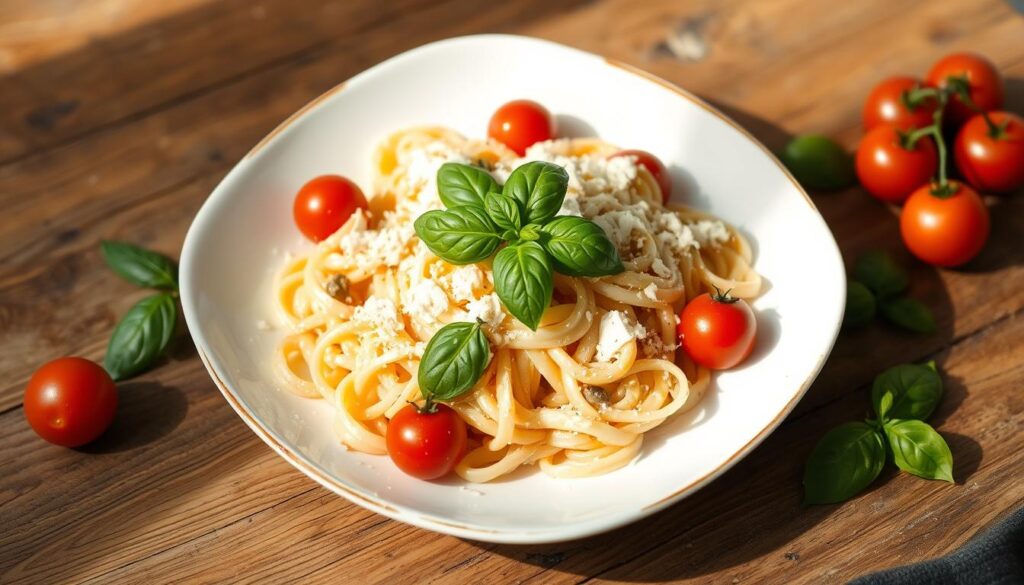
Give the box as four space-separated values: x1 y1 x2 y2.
448 265 486 302
336 217 415 269
595 311 646 362
401 279 449 320
463 293 505 329
352 297 402 330
399 141 471 219
690 219 730 245
558 196 583 217
643 283 659 301
495 142 638 197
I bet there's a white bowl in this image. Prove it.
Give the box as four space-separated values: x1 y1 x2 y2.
180 34 845 544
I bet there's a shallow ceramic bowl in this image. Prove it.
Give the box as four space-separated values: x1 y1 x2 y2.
180 34 845 544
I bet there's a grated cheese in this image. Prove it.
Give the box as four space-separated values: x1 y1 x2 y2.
401 278 449 320
595 310 646 362
462 293 505 330
352 297 402 331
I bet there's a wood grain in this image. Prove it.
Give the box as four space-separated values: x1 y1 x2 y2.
1 0 1022 583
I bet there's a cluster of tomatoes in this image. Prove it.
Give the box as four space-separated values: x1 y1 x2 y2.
856 53 1021 267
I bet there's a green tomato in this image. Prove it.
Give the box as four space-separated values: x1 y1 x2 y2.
781 135 855 191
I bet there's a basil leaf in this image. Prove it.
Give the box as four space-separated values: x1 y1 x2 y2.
803 421 886 504
883 419 954 482
484 192 522 234
104 293 177 381
853 250 908 300
871 363 943 421
503 161 569 225
879 296 936 334
540 216 624 277
101 241 178 290
414 206 501 264
492 241 553 330
843 281 876 329
519 224 541 242
436 163 499 209
418 321 491 402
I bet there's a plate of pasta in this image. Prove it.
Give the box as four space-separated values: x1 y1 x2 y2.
180 34 845 543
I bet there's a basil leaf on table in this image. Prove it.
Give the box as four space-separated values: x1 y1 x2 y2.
414 206 501 264
484 192 522 234
104 293 177 381
436 163 499 209
540 216 624 277
418 321 491 402
502 161 569 225
871 363 943 421
843 281 876 329
101 240 178 290
492 241 554 331
883 419 955 482
803 421 887 504
853 250 908 300
879 296 937 334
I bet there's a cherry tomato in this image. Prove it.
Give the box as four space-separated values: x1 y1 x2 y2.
677 292 757 370
386 403 467 480
855 125 937 204
610 150 672 202
24 357 118 447
293 175 367 242
926 53 1004 126
862 76 937 131
487 100 555 155
954 111 1024 193
900 181 989 267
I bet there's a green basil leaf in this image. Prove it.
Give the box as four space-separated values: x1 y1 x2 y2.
843 281 876 329
803 421 886 504
418 321 491 402
101 240 178 290
540 216 624 277
853 250 908 300
492 241 553 331
502 161 569 225
879 296 936 334
103 293 177 381
871 362 943 421
436 163 499 209
484 191 522 234
883 419 954 482
414 206 501 264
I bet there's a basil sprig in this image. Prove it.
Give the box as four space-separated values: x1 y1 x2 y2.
843 250 936 333
804 361 954 504
417 321 491 408
414 161 624 331
100 241 181 381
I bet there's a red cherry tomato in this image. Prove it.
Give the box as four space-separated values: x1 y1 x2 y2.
954 112 1024 193
611 150 672 202
900 181 989 267
24 357 118 447
926 53 1004 126
677 292 757 370
487 100 555 155
386 403 467 480
855 125 937 204
293 175 367 242
862 76 937 132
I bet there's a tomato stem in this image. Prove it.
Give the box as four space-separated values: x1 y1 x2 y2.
711 286 739 304
944 74 1001 137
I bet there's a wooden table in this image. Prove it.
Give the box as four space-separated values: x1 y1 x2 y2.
2 1 1022 582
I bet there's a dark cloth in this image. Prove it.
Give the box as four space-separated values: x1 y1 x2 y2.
850 507 1024 585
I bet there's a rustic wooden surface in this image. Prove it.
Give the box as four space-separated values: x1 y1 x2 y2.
1 0 1022 583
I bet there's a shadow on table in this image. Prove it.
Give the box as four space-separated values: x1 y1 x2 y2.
79 382 189 454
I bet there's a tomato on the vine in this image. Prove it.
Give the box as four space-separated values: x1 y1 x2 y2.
24 357 118 447
293 175 368 242
926 53 1004 126
487 100 555 155
862 76 937 131
386 403 467 480
900 181 989 267
611 150 672 202
677 291 757 370
954 112 1024 193
855 125 937 204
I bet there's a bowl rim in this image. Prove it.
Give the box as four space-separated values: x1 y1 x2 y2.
180 33 845 544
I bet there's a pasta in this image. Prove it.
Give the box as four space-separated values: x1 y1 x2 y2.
273 126 761 482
